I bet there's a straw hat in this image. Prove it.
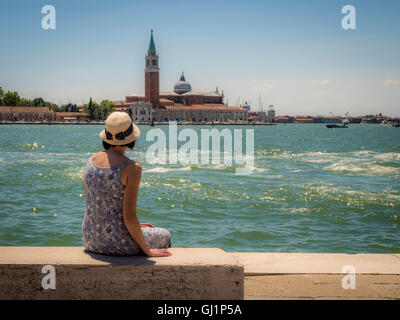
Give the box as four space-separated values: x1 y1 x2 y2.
99 111 140 145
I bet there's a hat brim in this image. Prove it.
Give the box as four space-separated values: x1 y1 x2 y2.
99 123 141 146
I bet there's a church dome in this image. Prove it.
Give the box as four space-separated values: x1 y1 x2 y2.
242 101 250 110
174 72 192 94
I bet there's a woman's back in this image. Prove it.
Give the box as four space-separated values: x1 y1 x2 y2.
82 154 140 255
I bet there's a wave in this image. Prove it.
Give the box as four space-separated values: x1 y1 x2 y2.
290 207 312 214
325 162 399 177
18 142 45 149
144 166 192 173
256 149 400 162
373 152 400 161
144 163 268 174
299 183 400 207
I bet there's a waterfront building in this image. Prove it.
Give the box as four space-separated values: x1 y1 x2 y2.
122 30 248 123
0 107 90 122
294 115 314 123
247 113 257 122
275 116 294 123
157 88 224 106
348 117 362 123
361 117 377 123
312 116 341 123
55 112 89 121
247 105 275 123
321 116 341 123
360 116 389 124
0 107 55 122
248 111 267 122
267 105 276 123
153 104 247 123
126 101 153 124
112 101 131 112
312 116 324 123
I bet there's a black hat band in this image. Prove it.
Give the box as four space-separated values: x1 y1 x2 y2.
105 122 133 140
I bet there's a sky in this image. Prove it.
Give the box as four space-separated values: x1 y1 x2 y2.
0 0 399 116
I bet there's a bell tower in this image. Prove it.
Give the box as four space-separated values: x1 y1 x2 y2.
145 30 159 108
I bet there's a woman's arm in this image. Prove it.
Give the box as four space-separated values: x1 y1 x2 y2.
123 162 171 257
140 222 154 227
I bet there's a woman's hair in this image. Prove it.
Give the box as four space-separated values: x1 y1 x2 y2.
103 140 135 150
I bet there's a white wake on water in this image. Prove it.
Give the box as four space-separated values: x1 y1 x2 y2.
144 166 192 173
325 162 399 177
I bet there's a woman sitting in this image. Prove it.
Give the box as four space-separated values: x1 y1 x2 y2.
82 111 171 257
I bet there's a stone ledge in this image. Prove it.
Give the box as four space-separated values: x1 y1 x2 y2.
227 253 400 300
229 252 400 275
0 247 244 300
1 248 399 300
244 274 400 300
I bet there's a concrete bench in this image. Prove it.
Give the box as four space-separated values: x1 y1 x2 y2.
229 252 400 300
0 247 244 300
2 247 399 300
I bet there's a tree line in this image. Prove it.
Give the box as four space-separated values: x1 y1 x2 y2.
0 87 59 109
0 87 115 120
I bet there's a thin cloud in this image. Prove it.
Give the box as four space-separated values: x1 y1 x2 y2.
383 78 400 86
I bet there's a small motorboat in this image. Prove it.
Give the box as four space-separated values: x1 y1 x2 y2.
326 119 349 128
326 123 348 128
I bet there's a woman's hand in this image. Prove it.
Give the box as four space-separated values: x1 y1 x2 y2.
140 222 155 228
146 248 172 257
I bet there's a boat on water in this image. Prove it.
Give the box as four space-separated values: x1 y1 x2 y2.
326 118 349 128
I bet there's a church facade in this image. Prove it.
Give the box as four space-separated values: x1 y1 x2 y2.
118 30 248 124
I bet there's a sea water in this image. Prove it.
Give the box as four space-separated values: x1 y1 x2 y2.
0 124 399 253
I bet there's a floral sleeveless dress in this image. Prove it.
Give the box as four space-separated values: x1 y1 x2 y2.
82 156 171 255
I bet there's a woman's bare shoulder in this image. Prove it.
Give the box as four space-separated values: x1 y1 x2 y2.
126 160 142 172
91 151 108 161
122 161 141 186
91 151 102 159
